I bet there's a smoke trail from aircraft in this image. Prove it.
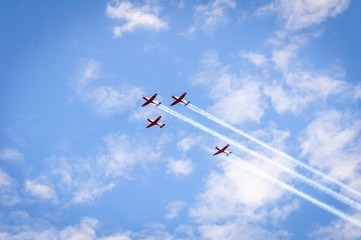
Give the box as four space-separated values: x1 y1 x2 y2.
159 105 361 227
228 154 361 228
188 104 361 200
160 105 361 211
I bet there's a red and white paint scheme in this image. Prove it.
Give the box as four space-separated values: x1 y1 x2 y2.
170 92 190 106
213 144 232 156
146 116 165 128
142 93 161 107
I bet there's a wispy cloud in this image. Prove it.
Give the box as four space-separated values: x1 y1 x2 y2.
72 182 116 204
165 200 186 220
310 212 361 240
240 52 268 67
263 43 349 114
0 169 20 206
97 132 167 178
177 134 201 152
0 148 23 162
189 160 289 223
198 220 290 240
250 1 355 115
49 156 116 204
24 180 57 202
183 0 236 36
36 129 169 205
167 159 194 178
256 0 350 32
300 110 361 191
106 0 168 38
0 217 129 240
74 59 143 115
192 52 266 124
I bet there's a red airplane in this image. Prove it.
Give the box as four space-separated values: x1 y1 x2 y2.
146 116 165 128
170 92 190 106
142 93 161 107
213 144 232 156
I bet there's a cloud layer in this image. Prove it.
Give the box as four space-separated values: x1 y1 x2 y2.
107 0 168 38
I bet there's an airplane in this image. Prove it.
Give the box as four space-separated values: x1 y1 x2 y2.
213 144 232 156
142 93 161 107
146 116 165 128
170 92 190 106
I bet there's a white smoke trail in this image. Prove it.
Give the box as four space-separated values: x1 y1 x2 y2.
160 105 361 211
188 104 361 200
228 154 361 229
159 105 361 228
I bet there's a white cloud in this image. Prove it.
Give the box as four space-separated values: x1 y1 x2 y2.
265 44 349 114
209 81 265 124
72 182 116 204
177 134 201 152
256 0 350 32
0 217 103 240
167 159 194 178
24 180 57 202
264 83 312 114
285 70 347 98
269 199 299 223
165 200 187 220
271 45 298 71
198 221 290 240
186 0 236 35
0 169 20 206
300 110 361 190
99 233 131 240
49 156 117 204
188 153 299 239
76 59 100 91
189 159 293 224
241 52 268 67
106 0 168 38
0 215 134 240
75 59 143 115
45 130 169 205
192 52 266 124
252 1 356 115
97 133 166 178
132 222 178 240
177 0 185 10
310 213 361 240
59 217 98 239
0 169 13 188
354 84 361 99
86 85 142 115
0 148 23 162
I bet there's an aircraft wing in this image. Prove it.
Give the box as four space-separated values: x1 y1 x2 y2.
146 121 156 128
170 92 187 106
146 116 161 128
149 93 157 101
222 144 230 151
154 116 162 122
142 101 150 107
213 144 230 156
142 94 157 107
213 150 223 156
170 100 180 106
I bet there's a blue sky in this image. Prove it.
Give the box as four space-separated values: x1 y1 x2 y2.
1 0 361 239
